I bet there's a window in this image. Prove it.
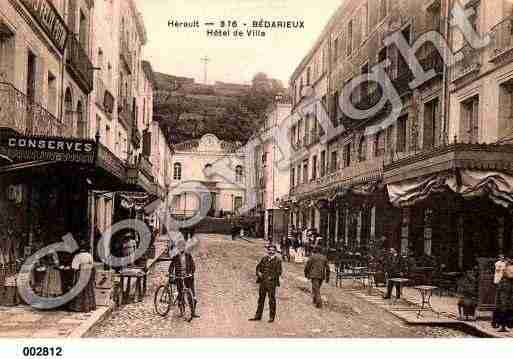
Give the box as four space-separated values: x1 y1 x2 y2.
320 150 326 177
362 3 368 39
105 124 111 147
426 0 442 32
374 131 385 157
333 37 339 63
307 67 311 86
461 96 479 144
235 165 243 183
291 167 295 188
343 143 351 167
77 101 86 138
297 164 302 186
64 87 73 125
303 160 309 184
47 72 57 116
173 163 182 180
358 137 367 162
424 98 440 149
312 155 318 180
379 0 388 22
347 20 353 56
331 151 338 172
396 115 408 153
499 81 513 138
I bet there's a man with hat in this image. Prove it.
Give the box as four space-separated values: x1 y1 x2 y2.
304 245 330 308
249 244 282 323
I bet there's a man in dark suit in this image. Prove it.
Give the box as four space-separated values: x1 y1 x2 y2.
304 246 331 308
249 244 283 323
169 239 200 319
383 248 406 299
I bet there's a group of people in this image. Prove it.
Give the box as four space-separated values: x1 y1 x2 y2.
280 225 324 262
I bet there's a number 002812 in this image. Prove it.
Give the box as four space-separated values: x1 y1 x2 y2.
22 347 63 357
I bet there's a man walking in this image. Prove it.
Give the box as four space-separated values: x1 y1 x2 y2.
304 246 330 308
249 244 282 323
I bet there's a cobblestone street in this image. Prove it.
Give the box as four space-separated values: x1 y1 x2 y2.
89 235 471 338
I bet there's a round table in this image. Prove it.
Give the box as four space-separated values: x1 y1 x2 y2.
414 285 439 318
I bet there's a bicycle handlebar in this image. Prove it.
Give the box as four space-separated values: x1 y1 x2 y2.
170 274 193 280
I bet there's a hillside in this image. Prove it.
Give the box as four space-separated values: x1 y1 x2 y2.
153 72 286 145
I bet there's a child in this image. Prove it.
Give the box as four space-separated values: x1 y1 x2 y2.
495 262 513 332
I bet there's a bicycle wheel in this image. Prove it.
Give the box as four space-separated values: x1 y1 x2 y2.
182 288 195 322
154 285 173 317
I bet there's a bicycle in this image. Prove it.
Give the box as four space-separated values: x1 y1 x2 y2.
154 274 196 321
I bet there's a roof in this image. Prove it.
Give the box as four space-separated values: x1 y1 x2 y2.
141 61 155 87
289 0 348 84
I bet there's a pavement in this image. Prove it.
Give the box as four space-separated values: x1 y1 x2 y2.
89 235 470 338
0 236 168 338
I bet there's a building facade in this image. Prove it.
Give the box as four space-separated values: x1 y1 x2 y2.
0 0 169 295
245 100 292 241
170 134 245 217
287 0 513 271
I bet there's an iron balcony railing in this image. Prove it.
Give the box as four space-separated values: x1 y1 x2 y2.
66 34 94 93
452 44 481 81
0 82 72 137
490 15 513 59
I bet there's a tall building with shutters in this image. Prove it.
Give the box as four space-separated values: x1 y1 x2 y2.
286 0 513 272
0 0 165 290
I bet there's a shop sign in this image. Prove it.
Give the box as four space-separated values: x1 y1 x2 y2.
1 135 96 164
20 0 69 54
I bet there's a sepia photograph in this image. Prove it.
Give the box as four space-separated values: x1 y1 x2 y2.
1 0 513 353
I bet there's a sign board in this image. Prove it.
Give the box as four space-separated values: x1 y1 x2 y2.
19 0 68 54
0 135 96 164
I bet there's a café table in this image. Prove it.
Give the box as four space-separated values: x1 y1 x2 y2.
414 285 439 318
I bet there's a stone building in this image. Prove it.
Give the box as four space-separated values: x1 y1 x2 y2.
245 99 292 241
170 134 245 217
287 0 513 270
0 0 168 290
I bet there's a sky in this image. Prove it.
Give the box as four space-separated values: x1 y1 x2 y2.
137 0 342 86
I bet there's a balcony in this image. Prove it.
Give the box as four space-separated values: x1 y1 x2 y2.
490 16 513 64
66 34 94 94
384 142 513 185
0 82 72 138
95 77 115 115
290 156 384 198
96 142 126 181
127 155 155 195
452 45 481 83
120 35 133 74
118 101 133 131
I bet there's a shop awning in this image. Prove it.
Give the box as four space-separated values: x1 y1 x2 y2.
387 170 513 208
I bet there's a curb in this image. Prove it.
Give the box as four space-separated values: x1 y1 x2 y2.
75 242 167 338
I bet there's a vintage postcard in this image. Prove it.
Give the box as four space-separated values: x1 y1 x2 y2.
0 0 513 347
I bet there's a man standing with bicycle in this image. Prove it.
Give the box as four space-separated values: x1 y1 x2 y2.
168 239 200 319
249 244 282 323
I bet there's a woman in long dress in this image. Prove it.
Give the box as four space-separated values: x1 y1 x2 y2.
41 252 63 298
68 247 96 313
